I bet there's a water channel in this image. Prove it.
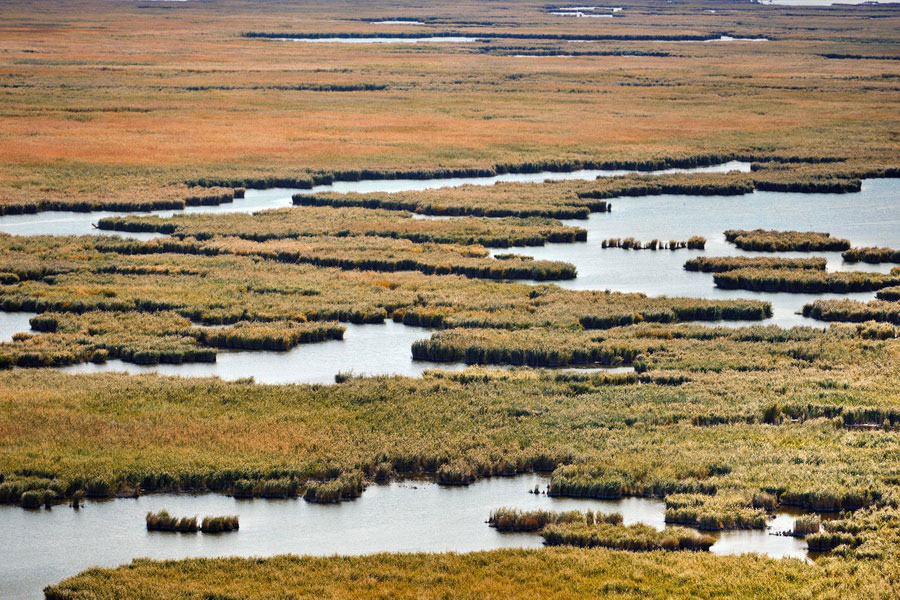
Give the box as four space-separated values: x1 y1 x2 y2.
0 474 815 600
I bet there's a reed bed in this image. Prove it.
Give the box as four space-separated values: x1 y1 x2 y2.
792 515 820 537
99 235 579 281
488 508 622 532
145 511 198 533
43 547 857 600
842 247 900 264
875 286 900 302
201 515 239 533
712 268 900 294
684 256 826 273
97 208 588 249
412 328 646 367
303 473 365 503
601 237 705 251
802 299 900 325
541 522 716 552
723 229 851 252
195 321 345 351
0 187 237 217
664 494 767 531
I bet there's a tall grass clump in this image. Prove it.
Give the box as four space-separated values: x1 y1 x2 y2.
664 494 767 530
803 299 900 324
713 268 900 293
842 247 900 264
303 472 365 503
601 237 705 250
541 522 715 551
724 229 850 252
146 510 198 533
201 515 239 533
488 508 622 532
792 515 821 537
684 256 826 273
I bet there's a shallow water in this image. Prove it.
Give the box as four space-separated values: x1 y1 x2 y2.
59 320 468 384
54 321 633 383
0 311 37 342
0 474 813 600
492 178 900 328
0 161 750 238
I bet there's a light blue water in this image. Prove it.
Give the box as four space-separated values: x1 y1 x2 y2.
0 474 813 600
0 161 750 237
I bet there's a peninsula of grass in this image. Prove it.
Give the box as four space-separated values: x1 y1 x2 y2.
712 268 900 294
842 247 900 264
97 207 588 248
97 235 579 281
802 299 900 325
684 256 826 273
723 229 851 252
541 522 716 552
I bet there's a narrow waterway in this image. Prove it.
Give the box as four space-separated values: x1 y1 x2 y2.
0 161 750 238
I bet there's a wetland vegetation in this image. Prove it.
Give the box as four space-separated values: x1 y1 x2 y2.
1 0 898 598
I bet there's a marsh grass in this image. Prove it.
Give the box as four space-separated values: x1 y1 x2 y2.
488 508 622 532
684 256 826 273
601 237 705 251
724 229 851 252
803 299 900 325
145 510 198 533
541 522 716 551
201 515 239 533
842 247 900 264
713 268 900 293
792 515 820 537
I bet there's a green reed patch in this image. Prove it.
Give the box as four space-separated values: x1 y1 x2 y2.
488 508 622 532
541 522 715 552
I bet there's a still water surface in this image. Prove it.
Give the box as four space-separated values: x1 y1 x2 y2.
497 178 900 327
0 474 812 600
59 321 468 384
0 161 749 237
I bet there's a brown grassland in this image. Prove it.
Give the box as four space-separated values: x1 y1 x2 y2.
0 0 898 212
